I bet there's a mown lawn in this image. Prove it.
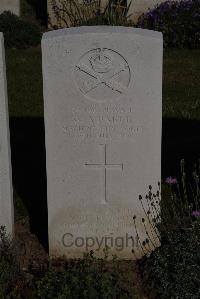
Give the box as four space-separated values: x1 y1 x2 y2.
163 49 200 119
5 48 200 118
6 48 43 117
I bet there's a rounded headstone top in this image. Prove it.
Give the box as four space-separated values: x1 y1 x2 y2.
42 26 163 41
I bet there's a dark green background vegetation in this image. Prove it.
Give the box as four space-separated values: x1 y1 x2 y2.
5 48 200 120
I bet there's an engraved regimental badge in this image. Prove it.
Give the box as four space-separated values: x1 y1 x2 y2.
74 48 131 101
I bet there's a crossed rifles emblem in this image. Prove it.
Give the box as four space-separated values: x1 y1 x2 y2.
75 49 129 94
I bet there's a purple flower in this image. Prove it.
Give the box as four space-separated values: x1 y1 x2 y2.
191 211 200 217
165 176 178 185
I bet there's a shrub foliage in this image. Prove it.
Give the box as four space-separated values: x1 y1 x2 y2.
137 0 200 48
0 233 136 299
0 226 21 298
49 0 132 28
138 160 200 298
139 221 200 299
0 11 41 48
36 253 136 299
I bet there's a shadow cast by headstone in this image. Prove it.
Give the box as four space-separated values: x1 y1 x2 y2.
10 117 48 250
162 117 200 179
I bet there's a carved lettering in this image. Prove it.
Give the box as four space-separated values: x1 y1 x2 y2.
63 105 141 140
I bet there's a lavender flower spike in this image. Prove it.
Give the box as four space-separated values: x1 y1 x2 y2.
165 176 178 185
191 211 200 217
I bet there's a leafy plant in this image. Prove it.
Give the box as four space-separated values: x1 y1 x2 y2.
0 226 21 298
36 252 136 298
137 0 200 48
138 160 200 298
0 231 137 298
139 221 200 299
49 0 133 28
0 11 41 48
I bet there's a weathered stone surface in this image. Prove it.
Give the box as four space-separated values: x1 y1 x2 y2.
0 0 20 16
0 33 14 236
42 26 162 259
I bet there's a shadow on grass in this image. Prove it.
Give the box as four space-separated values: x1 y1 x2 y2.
9 117 200 251
10 117 48 250
162 118 200 179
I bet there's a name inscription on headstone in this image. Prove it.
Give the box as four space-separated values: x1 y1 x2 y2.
62 105 142 140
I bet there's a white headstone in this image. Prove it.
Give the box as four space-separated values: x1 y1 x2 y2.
0 33 14 236
42 26 162 259
0 0 20 16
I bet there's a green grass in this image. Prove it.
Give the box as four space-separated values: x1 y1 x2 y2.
6 48 43 117
5 48 200 119
163 49 200 120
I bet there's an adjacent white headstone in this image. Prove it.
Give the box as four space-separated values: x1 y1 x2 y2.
0 33 14 236
0 0 20 16
42 26 162 259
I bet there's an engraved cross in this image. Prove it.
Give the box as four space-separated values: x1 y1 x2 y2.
85 144 123 204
